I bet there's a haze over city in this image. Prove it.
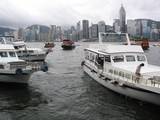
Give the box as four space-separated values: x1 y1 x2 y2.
0 0 160 27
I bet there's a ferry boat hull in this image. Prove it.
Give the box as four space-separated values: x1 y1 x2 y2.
0 74 31 84
61 45 75 50
83 65 160 105
61 39 75 50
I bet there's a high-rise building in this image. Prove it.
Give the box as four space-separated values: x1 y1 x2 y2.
105 25 114 32
50 25 57 41
82 20 89 39
98 21 106 34
127 20 136 36
91 24 98 39
76 21 81 32
76 21 81 40
17 28 24 40
119 4 126 33
113 19 120 33
56 26 62 41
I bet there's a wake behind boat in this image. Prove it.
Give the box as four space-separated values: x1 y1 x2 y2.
81 32 160 105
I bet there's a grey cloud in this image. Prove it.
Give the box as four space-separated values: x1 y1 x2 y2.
0 0 160 28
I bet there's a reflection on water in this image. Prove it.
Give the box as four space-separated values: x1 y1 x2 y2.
0 42 159 120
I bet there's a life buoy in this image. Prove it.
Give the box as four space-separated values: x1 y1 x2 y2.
81 61 85 66
16 69 23 75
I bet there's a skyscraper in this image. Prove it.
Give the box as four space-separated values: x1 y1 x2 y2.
82 20 89 39
91 24 98 39
76 21 81 32
76 21 81 40
119 4 126 33
98 21 106 33
50 25 57 41
127 20 136 36
113 19 120 33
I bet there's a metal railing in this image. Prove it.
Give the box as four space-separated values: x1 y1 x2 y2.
105 66 160 88
9 61 44 71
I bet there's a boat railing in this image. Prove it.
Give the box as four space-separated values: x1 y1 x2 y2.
10 62 44 71
10 63 27 70
26 62 43 71
106 66 160 88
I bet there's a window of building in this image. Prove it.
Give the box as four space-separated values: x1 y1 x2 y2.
9 52 16 57
126 55 135 62
137 55 146 61
0 52 8 57
112 55 124 62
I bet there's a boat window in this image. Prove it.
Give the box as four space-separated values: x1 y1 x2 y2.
90 54 95 62
84 51 89 60
114 70 118 75
126 55 135 62
0 52 8 57
23 51 27 53
9 52 16 57
119 71 124 77
17 51 21 54
125 73 131 79
29 50 34 53
137 55 146 61
105 55 111 62
0 65 4 69
109 69 113 74
112 55 124 62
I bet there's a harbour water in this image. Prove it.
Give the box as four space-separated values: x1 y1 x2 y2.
0 42 160 120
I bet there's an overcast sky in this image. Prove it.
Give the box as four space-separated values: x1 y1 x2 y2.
0 0 160 28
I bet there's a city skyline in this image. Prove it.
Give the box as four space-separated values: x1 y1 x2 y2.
0 0 160 28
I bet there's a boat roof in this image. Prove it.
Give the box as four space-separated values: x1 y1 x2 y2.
0 44 15 50
86 44 144 54
12 41 25 46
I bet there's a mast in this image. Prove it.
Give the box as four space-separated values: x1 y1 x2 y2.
98 32 103 44
126 33 131 45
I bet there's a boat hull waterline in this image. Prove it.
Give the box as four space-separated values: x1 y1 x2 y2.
61 45 75 50
83 65 160 105
0 74 31 84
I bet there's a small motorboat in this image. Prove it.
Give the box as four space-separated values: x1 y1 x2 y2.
44 42 55 48
61 39 75 50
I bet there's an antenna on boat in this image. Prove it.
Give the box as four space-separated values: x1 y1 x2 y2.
98 32 103 44
126 33 131 45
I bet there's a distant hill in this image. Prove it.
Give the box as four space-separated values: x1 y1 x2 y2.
27 24 49 33
0 27 15 35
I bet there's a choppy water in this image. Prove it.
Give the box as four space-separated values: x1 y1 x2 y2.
0 42 160 120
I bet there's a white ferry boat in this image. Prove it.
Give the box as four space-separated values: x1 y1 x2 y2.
0 44 48 84
0 36 49 62
81 33 160 105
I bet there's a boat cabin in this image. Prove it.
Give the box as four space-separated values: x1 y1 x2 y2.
84 44 148 74
0 44 20 62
